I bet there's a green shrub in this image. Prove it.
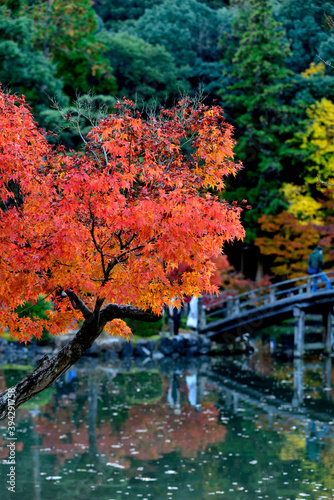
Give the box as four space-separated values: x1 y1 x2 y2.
16 295 53 343
125 317 163 337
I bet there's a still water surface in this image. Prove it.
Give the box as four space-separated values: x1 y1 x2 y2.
1 349 334 499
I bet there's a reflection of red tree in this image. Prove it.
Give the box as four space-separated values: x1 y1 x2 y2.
0 371 24 458
34 403 90 465
0 375 7 393
108 401 226 461
0 439 23 458
33 398 226 467
248 349 275 376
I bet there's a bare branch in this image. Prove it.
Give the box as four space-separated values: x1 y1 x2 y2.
124 233 136 249
316 54 334 69
116 238 155 261
115 230 124 249
316 174 334 187
89 206 107 278
89 296 105 327
102 146 108 166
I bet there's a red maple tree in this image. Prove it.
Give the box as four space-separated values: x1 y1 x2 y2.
0 90 245 417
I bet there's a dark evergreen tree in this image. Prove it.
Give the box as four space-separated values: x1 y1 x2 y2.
101 32 189 103
0 6 67 118
27 0 116 98
278 0 334 73
219 0 294 242
92 0 161 29
129 0 223 95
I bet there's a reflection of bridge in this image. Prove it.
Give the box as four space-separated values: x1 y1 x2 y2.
160 356 334 455
205 358 334 425
198 271 334 357
203 358 334 462
66 356 334 464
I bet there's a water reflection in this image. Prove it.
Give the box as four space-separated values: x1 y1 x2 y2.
0 354 334 499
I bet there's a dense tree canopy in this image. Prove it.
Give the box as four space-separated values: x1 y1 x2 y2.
0 6 67 113
129 0 222 91
27 0 116 96
278 0 334 73
101 32 187 103
92 0 160 29
1 0 334 280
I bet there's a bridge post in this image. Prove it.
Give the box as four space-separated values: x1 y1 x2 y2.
269 286 275 303
293 306 305 358
322 307 332 355
234 297 240 316
306 278 312 295
226 297 233 318
233 392 239 413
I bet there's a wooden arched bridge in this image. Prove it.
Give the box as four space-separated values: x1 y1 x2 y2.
198 271 334 357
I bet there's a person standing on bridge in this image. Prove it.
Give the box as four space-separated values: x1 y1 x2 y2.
307 245 331 292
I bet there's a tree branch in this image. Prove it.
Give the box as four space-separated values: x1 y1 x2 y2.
88 296 105 327
100 303 161 323
89 206 107 278
105 237 155 277
65 289 92 320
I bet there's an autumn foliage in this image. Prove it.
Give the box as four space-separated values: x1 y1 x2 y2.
256 212 321 278
0 90 245 342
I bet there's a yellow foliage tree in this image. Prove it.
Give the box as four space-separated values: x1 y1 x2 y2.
301 61 325 79
281 183 322 224
300 97 334 184
255 212 321 278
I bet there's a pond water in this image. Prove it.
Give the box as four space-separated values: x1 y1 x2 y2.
1 348 334 500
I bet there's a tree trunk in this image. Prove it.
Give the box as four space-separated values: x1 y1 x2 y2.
255 250 264 282
240 242 244 276
0 302 160 421
0 320 103 421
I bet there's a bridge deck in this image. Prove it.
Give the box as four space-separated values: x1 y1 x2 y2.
199 272 334 350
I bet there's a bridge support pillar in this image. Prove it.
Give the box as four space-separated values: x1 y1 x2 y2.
322 307 332 355
226 297 233 318
293 307 305 358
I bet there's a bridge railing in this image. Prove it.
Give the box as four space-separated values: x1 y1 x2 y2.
204 270 334 322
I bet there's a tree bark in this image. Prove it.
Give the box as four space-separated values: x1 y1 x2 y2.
255 250 264 282
0 303 160 421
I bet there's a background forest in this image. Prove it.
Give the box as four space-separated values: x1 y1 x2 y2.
1 0 334 287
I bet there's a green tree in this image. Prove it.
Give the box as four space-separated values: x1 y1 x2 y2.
0 6 67 117
278 0 334 73
130 0 222 94
101 32 188 103
219 0 294 242
28 0 116 97
200 0 228 8
92 0 160 29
